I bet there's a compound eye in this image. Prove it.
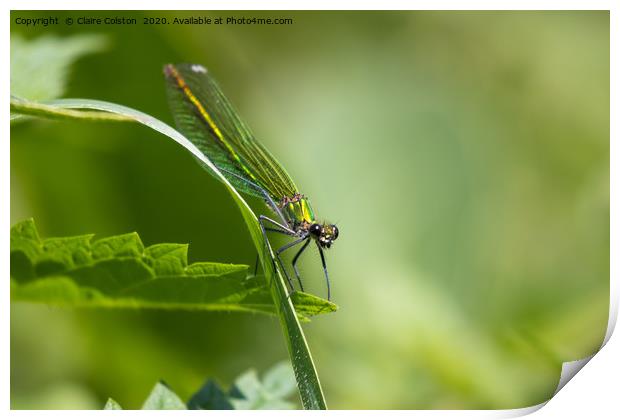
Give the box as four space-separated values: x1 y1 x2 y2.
332 226 339 239
309 223 322 236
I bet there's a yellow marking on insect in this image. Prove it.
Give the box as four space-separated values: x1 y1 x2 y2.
301 199 314 223
166 65 258 182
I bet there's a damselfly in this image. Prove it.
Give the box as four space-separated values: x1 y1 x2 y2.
164 63 339 300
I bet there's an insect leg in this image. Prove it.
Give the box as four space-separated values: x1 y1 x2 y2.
253 227 293 275
275 235 309 294
291 238 311 292
258 215 297 291
253 253 259 276
265 227 293 235
317 245 331 301
255 217 295 277
258 215 296 235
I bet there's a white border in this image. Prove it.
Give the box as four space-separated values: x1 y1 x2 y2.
3 1 617 418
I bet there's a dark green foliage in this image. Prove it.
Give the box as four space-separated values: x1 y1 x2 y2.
187 380 234 410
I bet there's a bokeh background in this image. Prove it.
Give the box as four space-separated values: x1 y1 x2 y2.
10 11 609 409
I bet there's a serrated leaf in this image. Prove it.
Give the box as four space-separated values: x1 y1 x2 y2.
187 379 233 410
10 219 335 319
39 235 95 274
10 217 40 242
92 232 143 259
10 218 42 261
185 262 247 276
141 382 186 410
10 219 40 281
103 398 122 410
11 34 107 102
145 243 187 275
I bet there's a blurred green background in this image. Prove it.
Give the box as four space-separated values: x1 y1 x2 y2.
10 11 609 409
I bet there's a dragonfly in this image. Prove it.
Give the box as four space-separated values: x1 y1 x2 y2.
164 63 339 300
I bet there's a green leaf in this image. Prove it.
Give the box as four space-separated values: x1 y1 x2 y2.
10 219 335 319
11 96 131 122
229 361 297 409
262 360 298 400
230 370 264 409
103 398 122 410
10 218 42 281
11 34 107 102
141 382 186 410
187 379 234 410
11 97 332 409
145 243 188 275
91 232 143 259
290 292 339 317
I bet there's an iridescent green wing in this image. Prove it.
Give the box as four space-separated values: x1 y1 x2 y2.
164 63 298 202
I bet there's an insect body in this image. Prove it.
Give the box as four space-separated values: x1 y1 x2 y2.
164 63 338 300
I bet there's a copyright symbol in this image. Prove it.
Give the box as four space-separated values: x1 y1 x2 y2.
66 17 73 25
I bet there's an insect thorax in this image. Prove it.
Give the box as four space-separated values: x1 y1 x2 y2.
278 193 316 230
